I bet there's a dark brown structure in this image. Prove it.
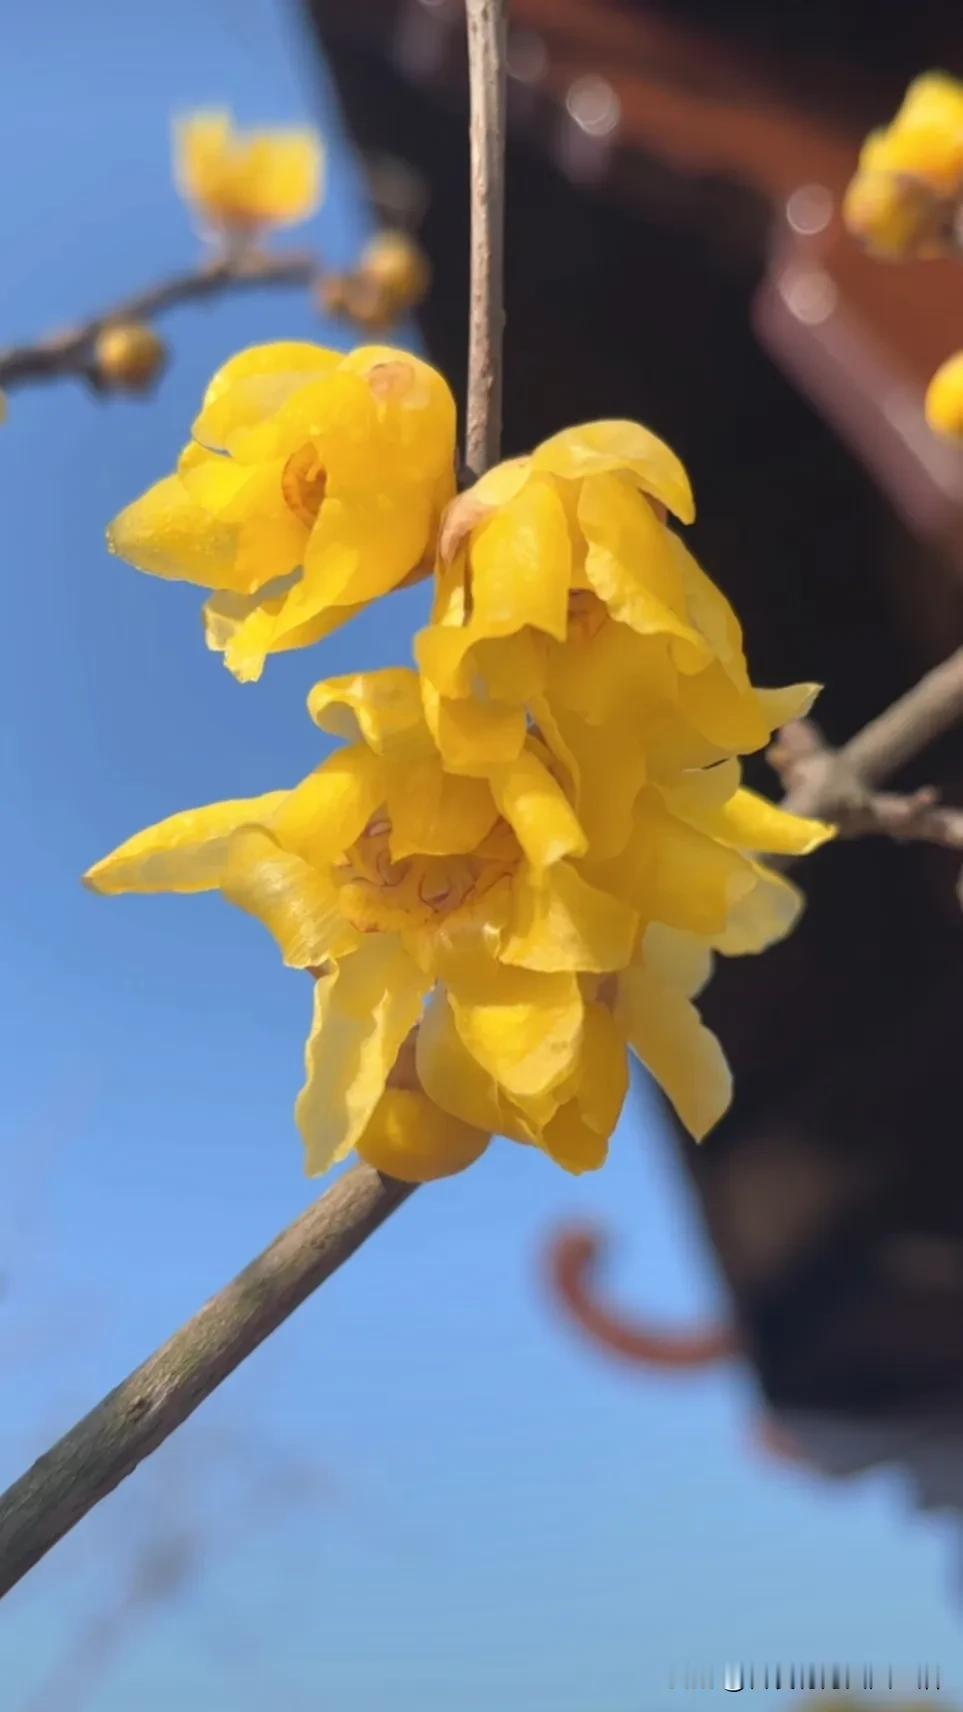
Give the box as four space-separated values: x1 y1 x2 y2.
305 0 963 1487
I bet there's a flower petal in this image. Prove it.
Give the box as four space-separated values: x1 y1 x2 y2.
501 860 639 973
84 793 288 895
267 746 385 867
615 965 731 1140
590 791 756 936
221 826 359 967
488 746 586 869
441 934 584 1102
356 1088 489 1182
307 668 426 756
296 935 431 1176
416 989 536 1142
533 421 695 523
540 1003 629 1172
641 923 714 999
577 474 710 668
711 861 805 955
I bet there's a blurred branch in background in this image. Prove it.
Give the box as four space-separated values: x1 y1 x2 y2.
0 252 317 395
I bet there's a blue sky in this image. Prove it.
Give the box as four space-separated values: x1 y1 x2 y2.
1 0 962 1706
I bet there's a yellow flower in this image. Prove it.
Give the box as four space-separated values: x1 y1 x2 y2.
844 73 963 258
107 342 457 682
926 351 963 438
84 670 831 1179
174 110 323 234
415 422 817 779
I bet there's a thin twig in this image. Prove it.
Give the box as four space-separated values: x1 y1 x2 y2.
464 0 508 478
0 1165 413 1599
0 251 317 391
770 645 963 848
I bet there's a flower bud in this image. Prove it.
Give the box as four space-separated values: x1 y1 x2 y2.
926 351 963 439
358 230 430 314
94 322 167 392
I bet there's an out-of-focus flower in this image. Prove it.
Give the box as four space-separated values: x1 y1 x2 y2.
84 669 831 1179
94 322 167 393
174 111 323 236
107 342 457 682
926 350 963 438
843 72 963 258
416 421 817 780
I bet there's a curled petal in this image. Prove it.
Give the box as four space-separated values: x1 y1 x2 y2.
267 745 385 867
296 935 430 1176
488 747 586 869
308 668 426 755
533 421 695 523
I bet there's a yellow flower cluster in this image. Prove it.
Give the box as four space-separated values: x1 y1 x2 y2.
175 111 324 236
91 342 831 1182
843 72 963 260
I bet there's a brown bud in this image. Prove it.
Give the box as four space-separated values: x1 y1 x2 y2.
94 321 167 392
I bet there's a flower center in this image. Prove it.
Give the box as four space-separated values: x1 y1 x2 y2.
281 442 328 528
566 589 608 643
334 816 513 933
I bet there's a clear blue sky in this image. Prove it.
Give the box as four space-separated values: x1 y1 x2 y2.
1 1 961 1706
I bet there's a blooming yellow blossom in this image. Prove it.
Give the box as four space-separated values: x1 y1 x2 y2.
415 422 817 784
926 351 963 438
107 342 457 682
85 669 831 1180
174 111 323 234
843 73 963 258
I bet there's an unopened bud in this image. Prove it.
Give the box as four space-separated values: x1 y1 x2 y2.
94 321 167 392
926 351 963 439
359 229 430 314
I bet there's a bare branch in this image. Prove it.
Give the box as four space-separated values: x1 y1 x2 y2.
464 0 508 479
0 1165 413 1599
770 645 963 847
0 250 317 391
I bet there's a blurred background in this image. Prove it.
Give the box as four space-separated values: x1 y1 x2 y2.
3 0 963 1706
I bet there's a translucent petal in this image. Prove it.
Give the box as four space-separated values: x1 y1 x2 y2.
540 1003 629 1172
711 861 805 955
642 923 714 998
84 793 287 895
501 861 639 973
356 1088 489 1181
533 421 695 523
296 935 431 1176
221 826 359 968
615 965 731 1140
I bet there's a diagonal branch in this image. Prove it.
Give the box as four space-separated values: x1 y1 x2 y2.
0 1165 413 1598
0 250 317 391
770 644 963 848
0 0 510 1601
